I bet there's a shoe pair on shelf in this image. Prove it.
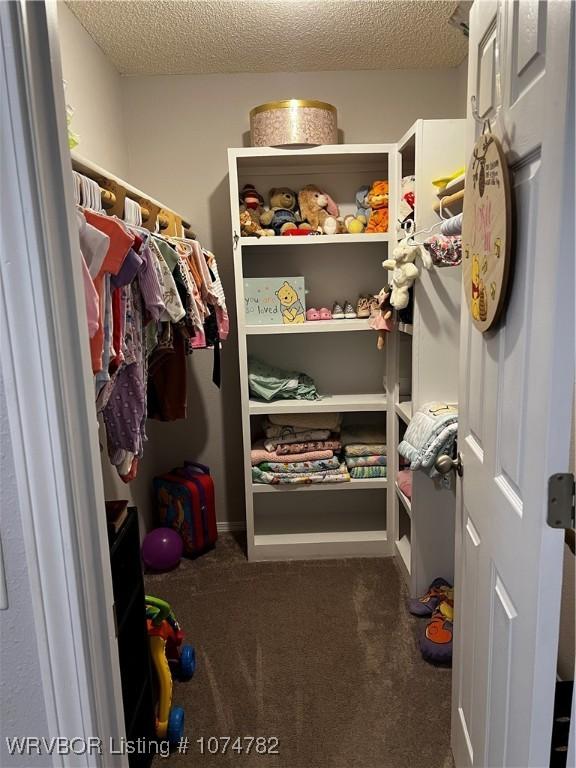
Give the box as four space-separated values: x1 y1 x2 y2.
306 301 357 321
408 577 454 665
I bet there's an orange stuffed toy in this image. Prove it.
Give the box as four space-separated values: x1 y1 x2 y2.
365 181 389 233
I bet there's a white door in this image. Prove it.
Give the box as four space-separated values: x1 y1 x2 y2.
452 2 574 767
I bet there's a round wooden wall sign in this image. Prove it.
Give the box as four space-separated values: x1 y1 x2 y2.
462 130 512 332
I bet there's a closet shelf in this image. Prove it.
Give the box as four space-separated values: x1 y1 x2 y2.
240 233 390 247
398 322 413 335
395 401 413 425
246 319 371 335
395 535 411 575
252 478 387 493
395 483 412 517
249 393 389 415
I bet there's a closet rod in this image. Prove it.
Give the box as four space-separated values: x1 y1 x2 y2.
433 188 465 213
71 150 194 235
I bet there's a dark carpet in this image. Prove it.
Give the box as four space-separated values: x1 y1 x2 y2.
145 534 453 768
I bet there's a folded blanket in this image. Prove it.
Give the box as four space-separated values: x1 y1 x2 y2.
398 402 458 476
341 425 386 446
349 466 387 479
343 443 387 457
267 412 342 431
252 465 351 485
345 455 388 469
251 440 333 466
248 356 318 402
272 440 342 455
262 428 332 446
258 457 341 474
396 469 413 499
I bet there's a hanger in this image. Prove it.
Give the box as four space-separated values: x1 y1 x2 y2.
401 196 453 245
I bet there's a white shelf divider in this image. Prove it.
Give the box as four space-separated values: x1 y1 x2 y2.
395 400 413 424
249 393 389 415
246 318 371 335
395 483 412 518
241 233 390 247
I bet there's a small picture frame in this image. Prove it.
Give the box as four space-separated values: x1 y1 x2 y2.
244 277 306 325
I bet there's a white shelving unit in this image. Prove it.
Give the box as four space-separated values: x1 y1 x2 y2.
390 119 465 596
229 144 396 561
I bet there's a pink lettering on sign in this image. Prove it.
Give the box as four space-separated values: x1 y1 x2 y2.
475 198 493 252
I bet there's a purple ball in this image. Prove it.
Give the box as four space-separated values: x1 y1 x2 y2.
142 528 183 571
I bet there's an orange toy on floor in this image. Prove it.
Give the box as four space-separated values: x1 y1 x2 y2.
365 180 389 233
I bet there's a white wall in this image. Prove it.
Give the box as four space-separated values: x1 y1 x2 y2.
57 2 128 177
0 371 51 767
56 5 468 525
121 69 467 525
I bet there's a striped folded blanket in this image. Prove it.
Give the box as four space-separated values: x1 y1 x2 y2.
349 466 387 479
345 455 388 469
258 457 341 474
343 443 387 458
252 465 351 485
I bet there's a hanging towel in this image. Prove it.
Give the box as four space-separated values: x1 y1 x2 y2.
398 402 458 476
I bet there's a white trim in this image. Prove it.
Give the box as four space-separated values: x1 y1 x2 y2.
0 3 125 765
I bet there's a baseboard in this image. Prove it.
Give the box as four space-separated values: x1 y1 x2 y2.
217 520 246 533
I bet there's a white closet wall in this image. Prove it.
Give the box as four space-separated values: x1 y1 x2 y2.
56 8 468 527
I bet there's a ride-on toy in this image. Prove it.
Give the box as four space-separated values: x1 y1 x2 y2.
145 595 196 744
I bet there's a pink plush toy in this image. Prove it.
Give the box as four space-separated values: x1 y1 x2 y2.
369 287 394 349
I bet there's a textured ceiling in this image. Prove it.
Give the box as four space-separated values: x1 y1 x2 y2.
66 0 468 76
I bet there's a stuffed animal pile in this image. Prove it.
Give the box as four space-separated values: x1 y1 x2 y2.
238 180 390 237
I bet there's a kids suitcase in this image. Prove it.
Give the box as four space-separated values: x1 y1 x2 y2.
154 462 217 557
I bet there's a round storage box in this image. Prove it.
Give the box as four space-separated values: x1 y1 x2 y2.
250 100 338 147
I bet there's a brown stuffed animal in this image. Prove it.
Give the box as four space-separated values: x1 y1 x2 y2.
260 187 311 235
239 184 274 236
365 181 389 233
298 184 343 235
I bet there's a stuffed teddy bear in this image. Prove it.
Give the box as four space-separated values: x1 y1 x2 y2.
298 184 343 235
381 238 424 309
369 286 394 349
365 180 389 233
259 187 311 236
239 184 274 236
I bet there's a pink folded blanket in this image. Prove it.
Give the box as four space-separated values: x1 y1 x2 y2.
251 440 333 466
396 469 413 499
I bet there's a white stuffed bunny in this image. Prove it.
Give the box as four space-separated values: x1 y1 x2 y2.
382 238 428 309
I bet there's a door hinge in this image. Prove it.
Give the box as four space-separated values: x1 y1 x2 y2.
547 473 575 530
233 231 239 250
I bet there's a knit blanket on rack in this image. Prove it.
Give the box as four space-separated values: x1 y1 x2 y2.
349 466 388 479
344 455 388 469
258 457 341 474
252 465 351 485
250 440 333 466
398 402 458 476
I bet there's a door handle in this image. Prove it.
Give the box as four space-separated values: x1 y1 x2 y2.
435 452 463 477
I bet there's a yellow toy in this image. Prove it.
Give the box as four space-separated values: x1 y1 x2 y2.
344 214 366 233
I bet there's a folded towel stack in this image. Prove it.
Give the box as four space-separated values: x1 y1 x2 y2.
252 413 350 485
341 425 388 479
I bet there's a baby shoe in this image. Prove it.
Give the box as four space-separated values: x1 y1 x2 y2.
368 295 380 316
408 577 453 617
319 307 332 320
356 296 371 318
343 301 357 319
332 302 345 319
306 308 320 321
419 598 453 665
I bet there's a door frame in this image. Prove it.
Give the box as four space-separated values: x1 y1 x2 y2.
0 2 126 764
